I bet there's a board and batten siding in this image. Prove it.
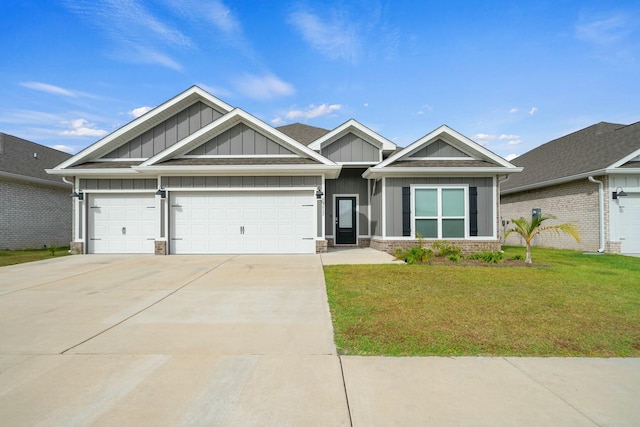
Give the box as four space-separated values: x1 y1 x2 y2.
325 168 369 235
102 102 224 159
321 134 379 163
80 179 158 190
161 175 320 188
409 139 467 158
385 177 494 237
185 123 294 156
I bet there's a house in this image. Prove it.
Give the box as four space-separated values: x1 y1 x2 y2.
0 133 72 249
500 121 640 254
47 86 521 255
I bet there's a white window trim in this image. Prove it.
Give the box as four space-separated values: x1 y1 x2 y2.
410 184 469 239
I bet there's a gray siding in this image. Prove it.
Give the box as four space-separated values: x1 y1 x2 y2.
410 139 467 158
325 168 369 236
186 123 294 156
161 176 320 188
103 102 223 159
385 177 494 237
80 179 157 190
321 134 379 163
371 179 382 236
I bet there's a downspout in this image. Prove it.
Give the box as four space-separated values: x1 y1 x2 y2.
61 176 74 189
588 176 605 253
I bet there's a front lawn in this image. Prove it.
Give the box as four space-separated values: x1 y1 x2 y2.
0 247 70 267
325 247 640 357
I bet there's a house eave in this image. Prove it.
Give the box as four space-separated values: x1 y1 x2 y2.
1 170 71 188
133 164 342 178
363 167 522 179
501 169 609 195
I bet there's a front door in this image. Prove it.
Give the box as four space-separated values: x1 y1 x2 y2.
335 197 357 245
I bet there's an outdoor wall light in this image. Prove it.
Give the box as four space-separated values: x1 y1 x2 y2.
70 191 84 201
155 188 167 199
315 188 324 199
612 187 628 200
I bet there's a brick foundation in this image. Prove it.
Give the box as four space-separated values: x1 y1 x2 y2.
315 239 328 253
69 241 84 255
370 238 501 255
155 240 167 255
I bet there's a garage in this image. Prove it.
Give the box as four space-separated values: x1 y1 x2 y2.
617 193 640 253
88 193 156 254
170 191 316 254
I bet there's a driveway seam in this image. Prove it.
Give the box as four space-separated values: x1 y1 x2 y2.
502 357 602 427
338 355 354 427
59 256 238 355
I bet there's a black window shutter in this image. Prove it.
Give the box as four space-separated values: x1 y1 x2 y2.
402 187 411 236
469 186 478 236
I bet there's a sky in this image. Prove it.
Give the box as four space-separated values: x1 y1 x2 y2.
1 1 639 161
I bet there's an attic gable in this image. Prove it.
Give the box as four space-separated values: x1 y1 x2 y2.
184 123 295 156
407 138 471 159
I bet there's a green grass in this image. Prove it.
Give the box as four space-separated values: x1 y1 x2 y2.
0 247 70 267
325 246 640 357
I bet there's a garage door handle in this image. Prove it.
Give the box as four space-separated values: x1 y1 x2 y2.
90 238 102 241
146 238 155 240
171 238 183 240
302 238 314 240
171 204 182 208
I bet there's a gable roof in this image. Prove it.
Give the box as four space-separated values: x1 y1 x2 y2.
0 133 71 187
306 119 396 152
277 123 330 146
52 86 233 170
363 125 521 179
501 121 640 194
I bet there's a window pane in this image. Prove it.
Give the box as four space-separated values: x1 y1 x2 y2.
415 189 437 216
415 219 437 238
442 219 465 238
442 188 464 217
338 199 352 228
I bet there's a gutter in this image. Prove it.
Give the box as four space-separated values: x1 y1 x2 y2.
588 176 605 253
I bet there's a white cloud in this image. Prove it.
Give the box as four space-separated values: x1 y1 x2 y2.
509 108 518 113
129 106 153 118
286 104 342 120
576 13 630 45
233 74 295 101
474 133 522 146
20 82 77 97
51 144 75 153
271 116 284 125
59 119 108 137
288 10 360 61
505 153 518 161
364 102 369 107
529 107 538 115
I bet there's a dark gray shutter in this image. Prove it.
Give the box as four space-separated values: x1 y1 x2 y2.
469 186 478 236
402 187 411 236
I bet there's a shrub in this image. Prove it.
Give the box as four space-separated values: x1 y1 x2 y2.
468 251 504 264
430 241 462 258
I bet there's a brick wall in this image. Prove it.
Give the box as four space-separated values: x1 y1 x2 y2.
371 238 501 255
1 178 72 250
500 177 606 252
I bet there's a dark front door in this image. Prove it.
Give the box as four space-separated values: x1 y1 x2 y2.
335 197 357 244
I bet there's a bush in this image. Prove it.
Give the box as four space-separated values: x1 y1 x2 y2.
430 241 463 258
395 246 433 264
468 251 504 264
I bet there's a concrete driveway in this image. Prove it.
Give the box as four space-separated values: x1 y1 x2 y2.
1 253 640 426
0 255 349 426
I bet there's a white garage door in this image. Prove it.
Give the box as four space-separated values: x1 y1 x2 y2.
88 194 156 254
618 193 640 253
170 191 316 254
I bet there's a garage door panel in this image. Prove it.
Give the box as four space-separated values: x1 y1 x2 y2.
170 191 315 254
89 194 156 254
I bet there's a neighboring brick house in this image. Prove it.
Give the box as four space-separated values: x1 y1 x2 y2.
47 86 521 255
500 121 640 254
0 133 72 249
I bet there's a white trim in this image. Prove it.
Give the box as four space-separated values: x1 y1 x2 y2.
410 184 469 239
81 189 156 194
166 186 314 193
364 167 522 179
94 158 147 162
492 176 498 240
367 179 372 237
381 177 387 239
135 164 341 178
333 193 359 245
608 147 640 169
400 156 474 161
178 154 299 159
321 175 326 238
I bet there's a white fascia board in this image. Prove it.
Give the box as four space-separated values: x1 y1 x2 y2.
608 147 640 168
136 164 342 178
605 168 640 174
52 86 233 171
363 166 523 180
308 119 396 151
46 168 145 177
375 125 518 169
500 169 607 195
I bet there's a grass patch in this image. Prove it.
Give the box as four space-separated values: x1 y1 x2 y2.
0 247 70 267
325 246 640 357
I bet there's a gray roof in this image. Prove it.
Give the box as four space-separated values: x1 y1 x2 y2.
276 123 330 146
501 121 640 193
0 133 71 184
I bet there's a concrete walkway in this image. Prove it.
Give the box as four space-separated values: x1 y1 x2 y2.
1 252 639 426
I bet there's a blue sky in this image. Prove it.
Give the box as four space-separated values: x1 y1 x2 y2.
1 1 639 160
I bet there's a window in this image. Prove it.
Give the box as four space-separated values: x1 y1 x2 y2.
413 186 467 238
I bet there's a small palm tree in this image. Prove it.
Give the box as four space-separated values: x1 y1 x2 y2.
505 214 581 264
